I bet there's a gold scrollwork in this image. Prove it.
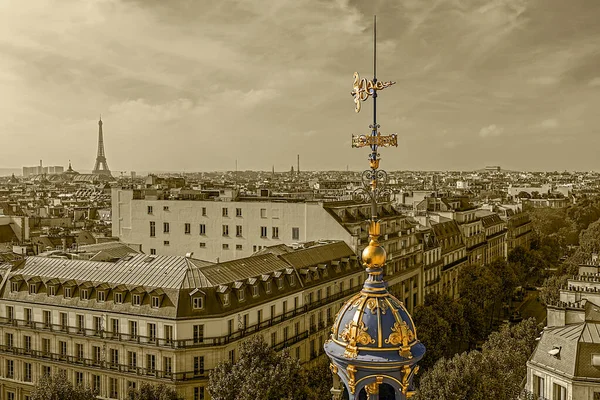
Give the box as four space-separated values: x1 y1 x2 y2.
366 298 389 315
351 72 396 113
351 132 398 148
365 382 379 395
340 320 375 358
329 363 338 375
347 365 357 394
385 320 415 358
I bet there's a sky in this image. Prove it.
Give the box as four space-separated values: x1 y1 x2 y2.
1 0 600 173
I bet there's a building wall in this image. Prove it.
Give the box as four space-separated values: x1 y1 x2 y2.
112 189 352 262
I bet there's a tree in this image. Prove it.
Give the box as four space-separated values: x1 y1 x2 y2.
31 371 97 400
304 356 333 400
417 319 541 400
539 274 569 305
413 304 452 371
208 335 307 400
128 383 179 400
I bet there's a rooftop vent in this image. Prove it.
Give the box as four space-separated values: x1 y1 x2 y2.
548 347 561 358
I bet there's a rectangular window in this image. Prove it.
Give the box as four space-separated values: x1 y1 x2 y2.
11 281 19 292
59 340 67 357
194 387 205 400
94 316 102 335
164 240 170 246
236 244 243 250
42 338 51 355
271 331 277 346
258 309 263 323
222 207 228 217
222 225 229 236
24 362 32 382
60 312 68 330
146 354 156 374
25 308 32 324
270 304 276 318
223 293 230 306
81 289 89 300
114 292 123 304
148 323 157 342
76 343 84 361
129 321 138 340
236 208 242 217
200 224 206 235
292 227 300 240
164 356 172 376
236 225 243 237
132 294 141 306
92 375 101 393
228 319 233 335
223 243 229 250
77 314 85 332
76 371 83 385
150 248 156 255
165 325 173 344
48 285 56 296
6 305 14 322
29 283 37 294
202 207 207 216
98 291 105 302
193 297 203 309
92 346 101 364
553 383 566 400
272 227 279 239
43 310 51 328
64 287 72 298
147 205 153 214
199 242 206 248
229 349 235 363
260 208 267 218
110 348 119 366
261 226 267 238
185 223 191 234
128 351 137 368
6 359 14 379
151 296 160 308
194 324 204 344
24 335 32 351
150 221 156 237
163 205 169 211
194 356 205 375
5 332 13 348
163 222 170 233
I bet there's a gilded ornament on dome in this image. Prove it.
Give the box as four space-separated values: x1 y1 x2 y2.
340 320 375 358
385 320 415 347
329 363 338 375
351 295 364 308
347 365 357 394
366 298 388 315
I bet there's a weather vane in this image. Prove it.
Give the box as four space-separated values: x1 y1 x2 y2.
351 15 398 206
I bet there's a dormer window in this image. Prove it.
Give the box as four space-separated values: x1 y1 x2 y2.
97 291 106 302
289 275 296 286
81 289 89 300
114 292 123 304
11 282 19 292
48 286 56 296
277 278 284 290
64 287 72 298
265 281 272 294
132 294 141 306
29 284 37 294
252 285 259 297
223 293 230 306
238 289 245 302
151 296 160 308
192 297 204 310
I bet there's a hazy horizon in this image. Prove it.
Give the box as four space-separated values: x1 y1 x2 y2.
1 0 600 172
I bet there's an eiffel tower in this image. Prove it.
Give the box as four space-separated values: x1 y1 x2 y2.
92 116 112 177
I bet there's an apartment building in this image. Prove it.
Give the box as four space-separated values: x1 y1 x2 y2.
479 213 507 264
0 241 364 400
430 220 467 299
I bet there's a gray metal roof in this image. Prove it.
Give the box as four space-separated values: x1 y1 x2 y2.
200 254 291 285
279 241 354 270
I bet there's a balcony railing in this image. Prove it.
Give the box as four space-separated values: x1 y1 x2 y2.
0 344 210 382
271 331 308 352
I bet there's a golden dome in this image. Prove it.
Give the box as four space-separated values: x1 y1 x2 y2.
361 240 386 267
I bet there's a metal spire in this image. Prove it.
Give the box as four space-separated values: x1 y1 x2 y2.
350 15 398 288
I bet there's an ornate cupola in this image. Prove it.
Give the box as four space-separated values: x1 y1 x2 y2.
324 16 425 400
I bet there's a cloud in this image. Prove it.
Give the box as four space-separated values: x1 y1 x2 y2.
479 124 504 138
539 119 559 129
529 76 560 85
589 77 600 87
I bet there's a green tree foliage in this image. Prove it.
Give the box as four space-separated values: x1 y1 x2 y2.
412 304 452 371
208 335 307 400
304 356 333 400
539 274 569 305
128 383 179 400
31 371 97 400
563 219 600 274
417 318 540 400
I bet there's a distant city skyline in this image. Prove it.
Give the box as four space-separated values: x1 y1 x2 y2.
1 0 600 171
